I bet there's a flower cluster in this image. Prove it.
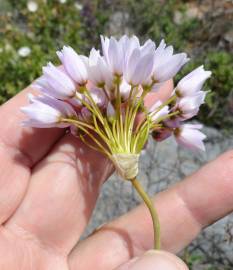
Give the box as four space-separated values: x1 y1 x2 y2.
21 35 211 180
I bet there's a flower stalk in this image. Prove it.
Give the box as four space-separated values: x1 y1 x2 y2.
130 178 161 250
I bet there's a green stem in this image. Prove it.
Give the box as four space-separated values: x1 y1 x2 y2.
130 178 161 250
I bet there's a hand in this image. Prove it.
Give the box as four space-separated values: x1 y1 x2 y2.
0 81 232 270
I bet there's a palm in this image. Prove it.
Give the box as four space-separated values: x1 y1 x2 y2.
0 84 232 270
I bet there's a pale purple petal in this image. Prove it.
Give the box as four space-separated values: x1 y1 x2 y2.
57 46 88 85
175 124 206 151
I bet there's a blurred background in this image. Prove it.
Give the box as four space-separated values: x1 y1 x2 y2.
0 0 233 269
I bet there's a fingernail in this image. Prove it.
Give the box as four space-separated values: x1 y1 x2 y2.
117 250 189 270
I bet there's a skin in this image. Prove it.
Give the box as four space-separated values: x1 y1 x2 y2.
0 80 232 269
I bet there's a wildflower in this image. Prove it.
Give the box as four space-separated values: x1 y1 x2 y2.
22 35 211 251
57 46 88 85
75 2 83 10
176 92 206 120
175 66 212 97
21 95 76 128
27 1 38 12
124 48 155 86
149 101 169 123
38 63 76 99
87 48 113 88
152 40 189 84
174 124 206 151
18 47 31 57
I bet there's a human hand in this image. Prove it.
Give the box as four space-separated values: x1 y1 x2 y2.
0 81 232 270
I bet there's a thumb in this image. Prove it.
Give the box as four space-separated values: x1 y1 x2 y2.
115 250 189 270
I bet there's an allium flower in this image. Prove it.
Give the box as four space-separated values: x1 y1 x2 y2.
21 95 76 128
57 46 88 85
176 92 206 120
149 101 169 123
87 48 113 88
21 35 211 251
174 124 206 151
152 40 189 84
36 63 76 99
175 66 212 97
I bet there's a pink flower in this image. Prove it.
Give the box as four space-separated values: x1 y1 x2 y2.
176 91 206 120
176 65 211 97
124 48 155 86
88 48 113 88
174 124 206 151
57 46 88 85
149 101 169 123
152 40 189 83
36 63 76 99
21 95 76 128
85 87 107 108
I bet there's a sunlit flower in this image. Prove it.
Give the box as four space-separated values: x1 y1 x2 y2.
175 65 212 97
176 91 206 120
37 63 76 99
22 35 211 178
152 40 189 84
27 1 38 12
21 95 76 128
57 46 88 85
18 46 31 57
87 48 113 88
149 101 169 123
174 124 206 151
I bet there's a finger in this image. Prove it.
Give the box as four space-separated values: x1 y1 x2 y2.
115 251 188 270
144 80 174 108
6 133 113 255
0 86 65 224
68 150 233 270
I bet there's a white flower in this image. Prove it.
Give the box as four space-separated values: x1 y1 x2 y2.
27 1 38 12
174 124 206 151
177 91 206 120
176 65 211 97
101 36 125 76
21 95 76 128
75 2 83 10
149 101 169 123
124 48 155 86
18 47 31 57
119 79 131 101
88 48 113 88
152 40 189 83
57 46 88 85
59 0 66 3
38 63 76 99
